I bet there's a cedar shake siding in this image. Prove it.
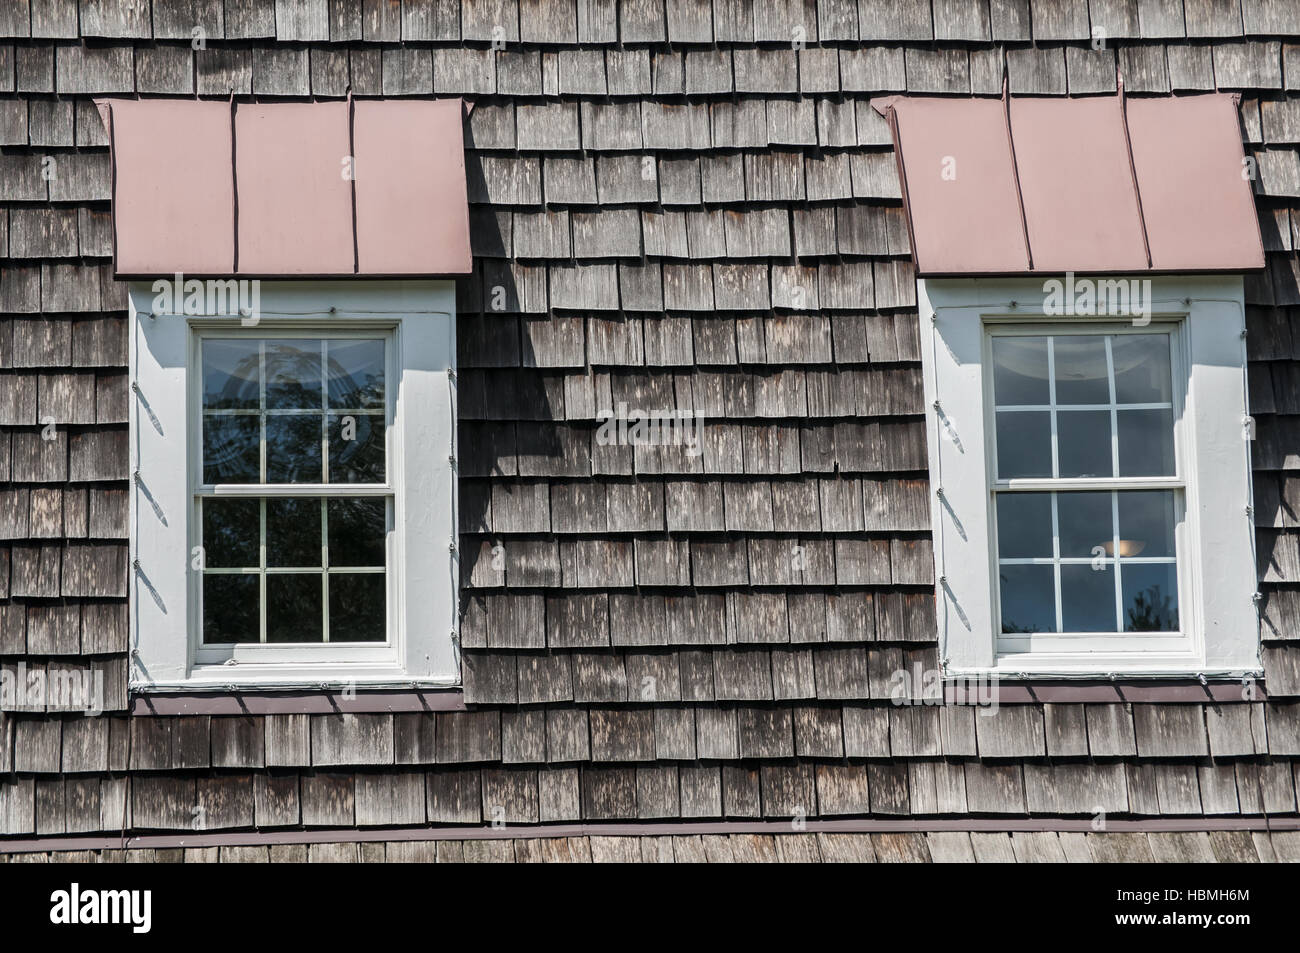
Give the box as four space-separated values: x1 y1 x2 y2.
3 0 1300 852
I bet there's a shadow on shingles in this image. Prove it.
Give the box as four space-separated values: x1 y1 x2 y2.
453 167 561 627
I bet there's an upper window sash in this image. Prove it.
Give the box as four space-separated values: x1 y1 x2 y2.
984 323 1185 489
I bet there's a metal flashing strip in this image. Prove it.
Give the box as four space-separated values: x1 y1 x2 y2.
945 680 1266 704
130 688 467 716
2 817 1298 855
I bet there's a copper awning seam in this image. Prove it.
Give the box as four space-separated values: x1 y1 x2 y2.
1001 77 1033 271
96 97 473 279
229 96 239 274
1117 81 1154 269
871 92 1265 277
347 90 359 274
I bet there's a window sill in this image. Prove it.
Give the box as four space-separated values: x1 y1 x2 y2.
130 687 466 716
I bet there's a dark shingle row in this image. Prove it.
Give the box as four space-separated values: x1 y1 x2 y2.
1 701 1295 767
6 828 1300 862
6 757 1300 833
0 0 1295 45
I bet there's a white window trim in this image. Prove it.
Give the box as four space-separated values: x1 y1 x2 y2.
128 280 460 691
918 275 1260 679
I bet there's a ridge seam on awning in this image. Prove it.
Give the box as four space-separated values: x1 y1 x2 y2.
229 96 239 274
1118 80 1153 269
347 88 359 275
1001 78 1033 271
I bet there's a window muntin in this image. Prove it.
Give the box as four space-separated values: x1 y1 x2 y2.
990 330 1183 639
197 334 390 647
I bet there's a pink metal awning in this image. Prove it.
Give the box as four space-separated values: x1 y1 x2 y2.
871 92 1264 277
97 98 472 278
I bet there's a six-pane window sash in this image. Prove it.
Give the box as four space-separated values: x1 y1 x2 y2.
196 333 392 646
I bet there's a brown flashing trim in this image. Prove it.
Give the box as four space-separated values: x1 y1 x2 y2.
947 679 1264 705
111 271 473 281
915 264 1267 278
130 688 466 716
2 816 1297 855
125 681 1258 715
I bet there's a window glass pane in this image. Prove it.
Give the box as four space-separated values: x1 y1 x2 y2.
1112 334 1172 404
328 498 386 567
1057 410 1112 478
266 498 322 568
202 340 260 410
327 340 385 410
329 574 386 642
999 564 1055 633
328 412 385 483
265 414 324 483
1117 490 1177 559
1056 492 1113 558
1060 563 1116 632
203 414 260 484
264 340 322 410
986 330 1182 642
996 411 1052 478
203 498 260 568
194 334 397 653
203 574 259 643
1117 408 1175 476
992 336 1049 405
1053 336 1110 405
1122 563 1179 632
996 493 1052 558
266 574 323 642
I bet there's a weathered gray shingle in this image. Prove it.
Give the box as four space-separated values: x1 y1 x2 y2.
858 0 932 39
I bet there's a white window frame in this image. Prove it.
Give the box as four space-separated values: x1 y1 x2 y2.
128 281 460 690
919 275 1260 678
